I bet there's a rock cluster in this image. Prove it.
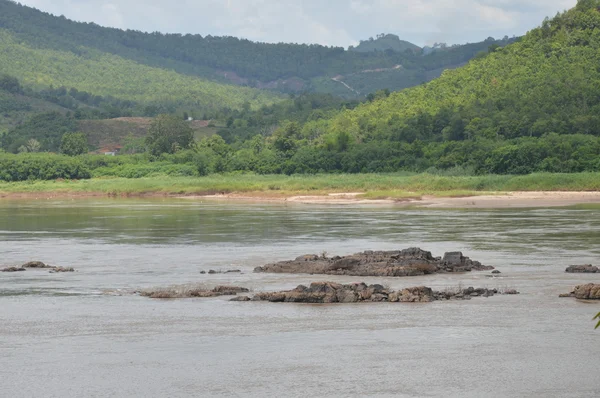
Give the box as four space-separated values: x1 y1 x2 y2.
565 265 599 273
1 262 75 273
251 282 512 304
141 285 249 299
254 248 493 277
560 284 600 300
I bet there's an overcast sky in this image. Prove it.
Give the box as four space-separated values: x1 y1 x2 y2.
19 0 577 47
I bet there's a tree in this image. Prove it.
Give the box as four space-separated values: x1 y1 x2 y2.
60 132 88 156
0 74 21 94
145 114 194 156
26 139 41 153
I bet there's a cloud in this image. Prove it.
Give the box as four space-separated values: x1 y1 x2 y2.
19 0 577 47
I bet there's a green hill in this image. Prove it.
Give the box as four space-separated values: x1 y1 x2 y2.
323 1 600 141
0 29 281 112
0 0 513 98
207 1 600 175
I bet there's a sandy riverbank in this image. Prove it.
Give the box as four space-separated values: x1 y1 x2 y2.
188 191 600 208
3 187 600 208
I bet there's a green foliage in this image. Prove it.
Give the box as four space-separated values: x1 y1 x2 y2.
0 152 91 181
121 134 146 154
145 114 195 156
60 132 88 156
0 90 31 113
318 3 600 143
0 73 22 94
1 111 77 152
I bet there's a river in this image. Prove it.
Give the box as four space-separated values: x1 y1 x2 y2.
1 199 599 397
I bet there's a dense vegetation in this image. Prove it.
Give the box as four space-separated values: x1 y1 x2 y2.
228 0 600 175
0 30 281 112
2 1 600 185
0 152 91 181
0 0 515 97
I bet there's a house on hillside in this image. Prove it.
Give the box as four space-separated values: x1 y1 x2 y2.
96 145 123 156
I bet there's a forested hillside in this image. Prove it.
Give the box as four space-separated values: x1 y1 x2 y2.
207 1 600 175
0 29 281 111
0 0 513 97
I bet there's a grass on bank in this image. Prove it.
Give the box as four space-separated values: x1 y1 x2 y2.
1 172 600 198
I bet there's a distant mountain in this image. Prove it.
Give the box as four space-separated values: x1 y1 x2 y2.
350 34 421 53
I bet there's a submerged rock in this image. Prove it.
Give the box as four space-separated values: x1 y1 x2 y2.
254 248 493 277
1 267 26 273
229 296 251 302
250 282 508 304
203 269 242 275
565 265 599 274
49 267 75 273
560 284 600 300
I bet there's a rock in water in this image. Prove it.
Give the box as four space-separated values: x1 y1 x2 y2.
560 284 600 300
141 284 250 299
565 265 599 273
250 282 506 304
254 248 493 277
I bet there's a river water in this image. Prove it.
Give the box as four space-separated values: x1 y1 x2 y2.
0 199 599 397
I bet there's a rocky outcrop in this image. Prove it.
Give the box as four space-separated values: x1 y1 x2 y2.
560 284 600 300
251 282 512 304
1 266 26 272
565 265 599 273
254 248 493 277
141 285 249 299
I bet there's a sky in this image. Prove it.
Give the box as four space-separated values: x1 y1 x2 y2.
18 0 578 47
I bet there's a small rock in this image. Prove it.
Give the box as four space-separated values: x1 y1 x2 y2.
565 265 599 274
49 267 75 273
492 270 501 274
208 270 217 274
200 271 206 274
502 289 519 295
